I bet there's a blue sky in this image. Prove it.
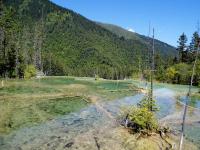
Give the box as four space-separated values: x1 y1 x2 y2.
50 0 200 46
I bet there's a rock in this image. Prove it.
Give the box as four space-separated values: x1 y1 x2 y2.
64 142 74 148
50 136 57 140
64 130 69 133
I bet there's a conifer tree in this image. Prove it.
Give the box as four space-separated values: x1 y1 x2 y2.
7 44 17 78
177 33 188 62
0 1 5 77
189 32 199 51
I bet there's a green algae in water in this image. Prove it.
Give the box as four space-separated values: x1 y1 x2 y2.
97 81 133 91
185 124 200 148
0 97 89 134
180 96 200 109
37 97 89 115
174 123 200 148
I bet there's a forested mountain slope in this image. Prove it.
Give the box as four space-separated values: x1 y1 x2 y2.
97 22 177 57
1 0 177 79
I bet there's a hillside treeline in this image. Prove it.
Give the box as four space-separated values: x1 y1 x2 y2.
1 0 199 86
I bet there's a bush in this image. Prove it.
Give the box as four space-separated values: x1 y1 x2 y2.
195 60 200 86
165 63 192 84
137 97 159 112
24 65 36 79
128 107 158 132
165 66 177 82
174 63 191 84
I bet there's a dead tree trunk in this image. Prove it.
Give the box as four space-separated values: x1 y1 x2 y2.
179 39 200 150
149 28 155 111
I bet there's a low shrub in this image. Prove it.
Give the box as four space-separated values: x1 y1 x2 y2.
24 65 36 79
122 106 158 134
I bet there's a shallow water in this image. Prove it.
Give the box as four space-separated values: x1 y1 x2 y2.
180 96 200 109
0 94 144 149
0 87 199 149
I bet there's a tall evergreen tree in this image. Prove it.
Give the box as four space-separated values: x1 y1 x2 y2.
17 51 25 78
189 32 199 51
0 6 21 78
177 33 188 62
0 1 5 77
7 44 17 78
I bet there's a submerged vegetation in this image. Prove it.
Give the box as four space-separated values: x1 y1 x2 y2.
0 96 88 134
0 77 137 134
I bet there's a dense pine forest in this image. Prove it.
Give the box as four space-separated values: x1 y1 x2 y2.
0 0 200 85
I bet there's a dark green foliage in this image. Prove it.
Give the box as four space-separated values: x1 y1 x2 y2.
177 33 188 62
129 107 158 132
0 5 25 78
154 53 165 81
164 32 200 85
1 0 177 79
189 32 200 51
122 88 159 134
165 63 192 84
17 52 25 78
122 106 158 134
98 23 179 82
98 22 177 57
7 44 17 77
138 97 159 112
1 0 199 87
195 60 200 85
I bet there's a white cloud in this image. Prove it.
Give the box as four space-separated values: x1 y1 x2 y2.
127 28 135 33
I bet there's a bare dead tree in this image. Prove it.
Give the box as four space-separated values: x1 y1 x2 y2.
0 0 6 79
149 28 155 111
143 22 151 97
34 8 45 72
15 32 21 78
179 34 200 150
49 52 52 75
